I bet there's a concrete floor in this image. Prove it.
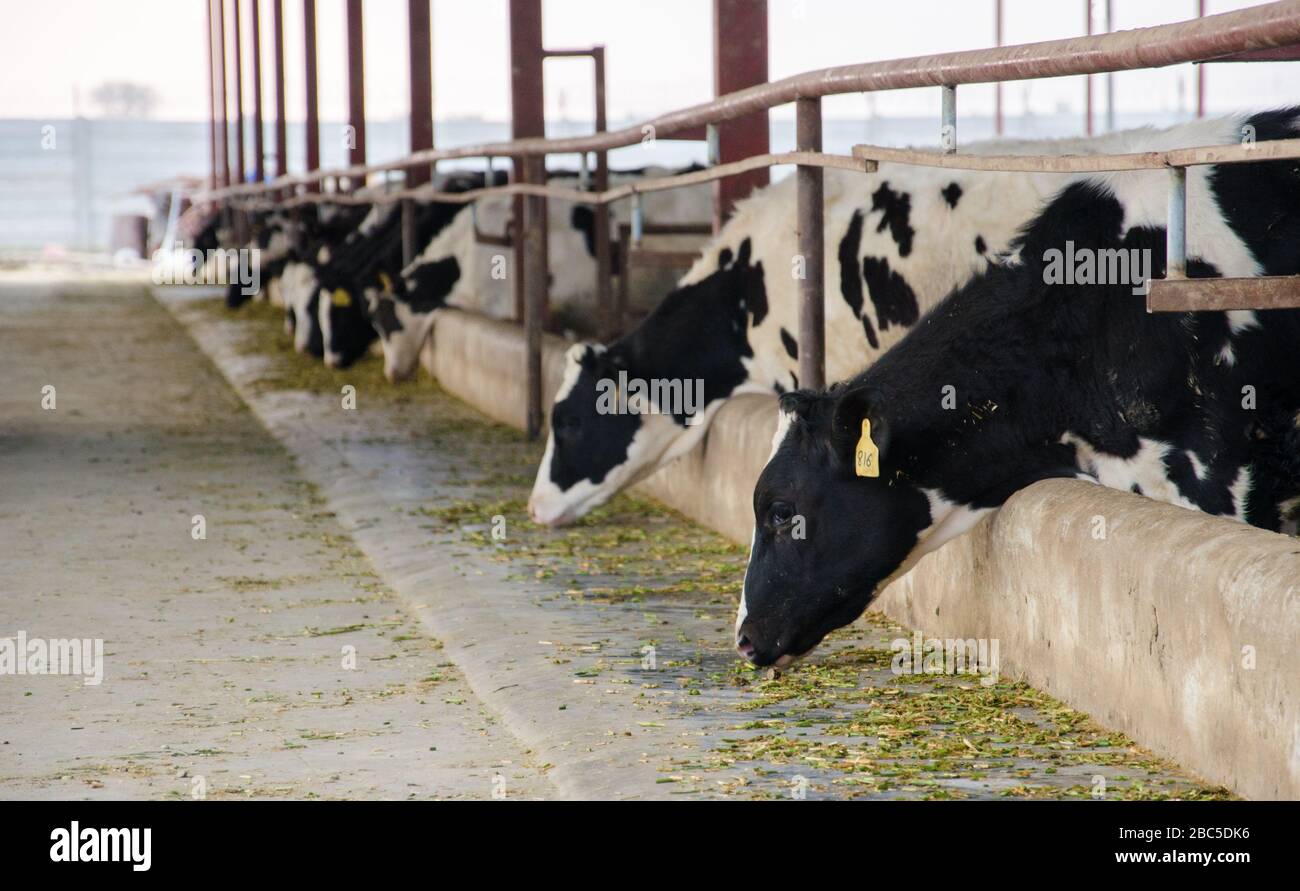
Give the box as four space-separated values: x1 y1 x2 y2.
0 275 553 799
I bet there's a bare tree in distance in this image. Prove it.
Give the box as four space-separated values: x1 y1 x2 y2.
90 81 159 119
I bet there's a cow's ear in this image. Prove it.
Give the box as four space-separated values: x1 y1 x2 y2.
573 342 608 372
831 385 890 469
777 389 819 420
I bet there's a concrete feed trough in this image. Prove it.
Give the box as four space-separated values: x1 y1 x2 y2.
422 306 1300 800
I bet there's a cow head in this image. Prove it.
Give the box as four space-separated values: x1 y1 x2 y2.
528 240 766 526
528 342 700 526
312 242 377 370
226 220 279 308
317 284 377 369
225 280 251 309
295 290 324 357
736 386 930 667
283 261 323 357
366 255 461 382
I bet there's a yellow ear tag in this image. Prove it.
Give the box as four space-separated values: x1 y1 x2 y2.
855 419 880 478
377 271 393 294
331 288 352 308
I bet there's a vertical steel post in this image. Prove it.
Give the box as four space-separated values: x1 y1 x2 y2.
510 0 547 440
1166 166 1187 280
941 85 957 153
1196 0 1207 117
345 0 366 182
272 0 287 179
795 97 825 392
408 0 434 189
251 0 265 182
592 46 614 340
524 156 548 440
405 0 434 266
1084 0 1093 136
712 0 769 232
994 0 1004 136
206 0 218 191
232 0 246 185
1105 0 1115 132
616 222 631 333
216 0 230 188
401 200 416 269
303 0 320 192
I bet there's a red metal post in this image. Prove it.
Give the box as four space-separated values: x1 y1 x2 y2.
712 0 769 232
232 0 246 184
795 97 825 391
509 0 545 179
1105 0 1115 131
303 0 320 191
593 46 614 339
206 0 218 190
345 0 366 179
407 0 434 188
215 0 230 188
272 0 287 178
509 0 547 440
251 0 265 182
404 0 434 266
1197 0 1207 117
1085 0 1093 136
994 0 1004 136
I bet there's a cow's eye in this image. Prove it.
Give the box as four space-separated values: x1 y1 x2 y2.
769 501 794 527
555 414 580 435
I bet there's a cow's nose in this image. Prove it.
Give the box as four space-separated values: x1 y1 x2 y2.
736 633 757 663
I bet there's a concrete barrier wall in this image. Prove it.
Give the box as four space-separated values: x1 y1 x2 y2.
881 481 1300 801
419 307 1299 799
631 394 777 544
422 309 571 430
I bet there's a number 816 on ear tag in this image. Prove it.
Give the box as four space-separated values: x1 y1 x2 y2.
855 419 879 478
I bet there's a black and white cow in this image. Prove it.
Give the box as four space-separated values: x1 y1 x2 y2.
527 120 1254 527
188 210 221 254
225 210 294 309
368 167 712 383
312 202 399 366
737 108 1300 668
277 204 372 357
316 195 486 368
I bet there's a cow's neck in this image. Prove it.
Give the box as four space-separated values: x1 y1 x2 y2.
866 268 1089 528
615 247 766 410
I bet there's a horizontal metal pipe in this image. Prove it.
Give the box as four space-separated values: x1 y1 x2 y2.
223 151 874 210
1147 275 1300 311
852 137 1300 172
225 133 1300 214
199 1 1300 202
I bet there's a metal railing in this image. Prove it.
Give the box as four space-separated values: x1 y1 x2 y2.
197 0 1300 437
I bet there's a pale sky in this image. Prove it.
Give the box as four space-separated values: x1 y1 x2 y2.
5 0 1299 123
